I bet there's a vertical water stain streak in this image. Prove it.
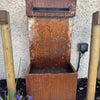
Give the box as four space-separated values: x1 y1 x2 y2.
29 18 71 68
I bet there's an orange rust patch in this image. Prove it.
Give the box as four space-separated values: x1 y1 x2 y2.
29 18 71 68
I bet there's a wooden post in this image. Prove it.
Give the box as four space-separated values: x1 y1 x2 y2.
0 11 16 99
87 11 100 100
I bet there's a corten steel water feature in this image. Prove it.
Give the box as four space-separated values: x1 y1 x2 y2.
26 0 77 100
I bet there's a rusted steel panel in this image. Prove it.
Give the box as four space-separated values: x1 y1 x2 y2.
26 0 77 17
26 63 77 100
28 18 71 68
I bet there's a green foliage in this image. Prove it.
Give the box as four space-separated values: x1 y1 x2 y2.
16 58 21 89
0 58 33 100
0 96 3 100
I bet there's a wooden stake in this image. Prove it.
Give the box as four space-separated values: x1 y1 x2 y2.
87 11 100 100
0 11 16 100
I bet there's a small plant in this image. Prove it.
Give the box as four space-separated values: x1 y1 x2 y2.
0 58 33 100
15 95 33 100
0 95 33 100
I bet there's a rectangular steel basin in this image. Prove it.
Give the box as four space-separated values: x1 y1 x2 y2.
26 63 77 100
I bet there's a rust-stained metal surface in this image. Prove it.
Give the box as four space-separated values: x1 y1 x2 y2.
26 63 77 100
26 0 77 17
28 18 71 68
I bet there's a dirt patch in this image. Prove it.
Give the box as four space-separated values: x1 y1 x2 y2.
77 79 100 100
0 79 26 100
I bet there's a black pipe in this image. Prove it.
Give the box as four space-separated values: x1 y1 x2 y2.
77 52 81 72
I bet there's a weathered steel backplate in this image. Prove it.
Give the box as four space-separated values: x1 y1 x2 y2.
26 0 77 17
28 18 71 68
